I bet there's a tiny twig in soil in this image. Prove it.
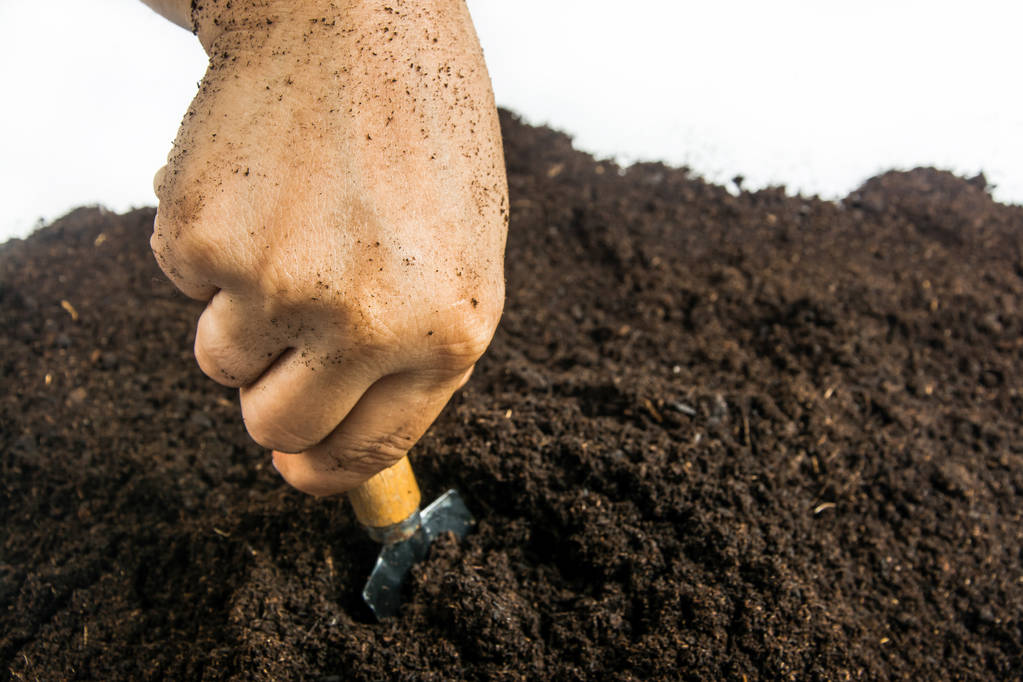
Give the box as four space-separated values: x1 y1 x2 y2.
741 405 757 457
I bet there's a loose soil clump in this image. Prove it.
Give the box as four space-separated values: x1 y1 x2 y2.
2 112 1022 680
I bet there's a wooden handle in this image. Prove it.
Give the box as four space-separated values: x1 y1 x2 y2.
348 456 421 529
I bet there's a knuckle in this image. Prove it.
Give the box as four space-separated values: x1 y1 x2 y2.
149 221 173 266
240 398 312 453
152 164 169 197
193 339 243 389
152 178 226 271
151 217 207 278
273 461 334 498
163 224 209 268
285 476 327 497
333 433 409 475
193 312 244 387
434 317 497 369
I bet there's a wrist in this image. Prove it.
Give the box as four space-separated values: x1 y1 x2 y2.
191 0 350 54
191 0 282 54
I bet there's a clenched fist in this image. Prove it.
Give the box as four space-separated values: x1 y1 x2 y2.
149 0 507 496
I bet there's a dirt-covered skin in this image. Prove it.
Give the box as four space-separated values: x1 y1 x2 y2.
149 0 508 496
2 113 1022 679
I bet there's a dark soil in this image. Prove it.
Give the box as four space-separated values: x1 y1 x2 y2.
3 111 1023 680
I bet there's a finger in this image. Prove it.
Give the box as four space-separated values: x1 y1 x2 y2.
194 291 290 387
271 368 469 497
238 346 378 454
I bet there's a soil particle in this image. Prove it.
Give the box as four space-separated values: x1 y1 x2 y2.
2 112 1022 680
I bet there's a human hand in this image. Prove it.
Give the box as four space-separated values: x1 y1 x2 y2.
151 0 507 496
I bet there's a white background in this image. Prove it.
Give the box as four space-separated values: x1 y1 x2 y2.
1 0 1021 242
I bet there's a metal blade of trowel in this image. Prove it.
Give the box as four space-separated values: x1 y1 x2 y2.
345 456 474 620
361 489 474 620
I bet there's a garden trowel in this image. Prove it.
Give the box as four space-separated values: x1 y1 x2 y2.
348 456 473 620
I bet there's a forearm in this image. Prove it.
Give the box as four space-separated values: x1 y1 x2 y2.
139 0 193 31
138 0 302 49
140 0 371 53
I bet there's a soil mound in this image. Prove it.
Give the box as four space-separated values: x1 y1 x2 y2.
2 112 1022 680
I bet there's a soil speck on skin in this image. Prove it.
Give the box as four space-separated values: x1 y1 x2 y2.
1 111 1022 680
